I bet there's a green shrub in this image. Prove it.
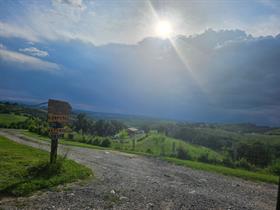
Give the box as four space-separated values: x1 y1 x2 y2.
68 133 74 140
146 149 153 154
269 160 280 176
101 138 111 147
198 153 210 163
92 137 101 146
235 158 255 170
176 147 190 160
222 156 235 168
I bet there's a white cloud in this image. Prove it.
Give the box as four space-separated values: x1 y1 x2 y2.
0 21 39 42
0 48 59 71
53 0 86 10
19 47 49 57
247 15 280 37
0 0 279 45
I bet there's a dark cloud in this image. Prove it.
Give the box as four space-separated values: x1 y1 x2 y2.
1 29 280 125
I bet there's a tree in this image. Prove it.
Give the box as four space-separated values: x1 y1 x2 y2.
74 113 90 135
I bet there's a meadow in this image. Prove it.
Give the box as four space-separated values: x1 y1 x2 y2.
21 130 279 184
0 136 92 196
0 103 279 185
0 113 27 126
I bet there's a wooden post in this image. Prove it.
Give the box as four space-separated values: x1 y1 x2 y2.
48 99 71 164
277 176 280 210
50 136 58 164
132 138 135 151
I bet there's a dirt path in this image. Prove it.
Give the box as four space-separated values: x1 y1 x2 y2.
0 130 278 210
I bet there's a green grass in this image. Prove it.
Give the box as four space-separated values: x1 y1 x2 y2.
0 136 92 196
22 130 108 150
112 134 223 161
194 127 280 146
165 157 278 184
0 113 27 126
21 130 278 184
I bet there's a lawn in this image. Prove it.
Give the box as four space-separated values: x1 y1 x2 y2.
0 136 92 196
0 113 27 126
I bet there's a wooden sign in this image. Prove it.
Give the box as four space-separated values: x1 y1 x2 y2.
48 99 71 124
48 114 69 123
47 99 72 164
48 127 65 135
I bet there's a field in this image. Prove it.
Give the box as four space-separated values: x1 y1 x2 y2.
22 130 222 162
0 135 92 196
111 134 223 161
0 103 279 185
20 130 279 184
0 113 27 126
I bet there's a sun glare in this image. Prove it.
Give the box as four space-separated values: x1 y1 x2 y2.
155 20 173 38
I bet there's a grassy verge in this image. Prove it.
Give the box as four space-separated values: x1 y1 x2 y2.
0 135 92 196
22 130 108 150
0 113 27 126
21 130 278 184
164 157 278 184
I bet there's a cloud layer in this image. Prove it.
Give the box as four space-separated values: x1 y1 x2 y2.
0 48 59 71
0 0 280 45
19 47 49 57
0 29 279 125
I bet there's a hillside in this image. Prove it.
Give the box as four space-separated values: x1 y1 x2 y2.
0 113 28 126
112 134 223 162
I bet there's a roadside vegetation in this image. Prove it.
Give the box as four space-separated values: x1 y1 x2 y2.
0 101 279 184
165 158 278 184
0 136 92 196
0 113 27 127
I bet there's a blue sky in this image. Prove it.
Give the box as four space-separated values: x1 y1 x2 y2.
1 0 280 125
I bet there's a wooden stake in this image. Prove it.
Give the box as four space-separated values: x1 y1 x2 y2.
277 176 280 210
50 136 58 164
132 138 135 151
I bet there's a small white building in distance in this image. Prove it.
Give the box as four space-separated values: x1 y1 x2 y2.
127 127 144 136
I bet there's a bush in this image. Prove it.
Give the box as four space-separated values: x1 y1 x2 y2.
235 158 255 170
269 160 280 176
100 138 111 147
92 137 101 146
198 153 210 163
146 149 153 154
222 156 235 168
68 133 74 140
176 147 190 160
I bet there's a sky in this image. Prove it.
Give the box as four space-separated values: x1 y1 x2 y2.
0 0 280 125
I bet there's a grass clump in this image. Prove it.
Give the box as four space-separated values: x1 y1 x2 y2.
0 136 92 196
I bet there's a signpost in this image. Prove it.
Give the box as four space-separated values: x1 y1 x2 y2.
48 99 71 164
277 176 280 210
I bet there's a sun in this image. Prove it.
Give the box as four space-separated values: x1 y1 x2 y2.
155 20 173 38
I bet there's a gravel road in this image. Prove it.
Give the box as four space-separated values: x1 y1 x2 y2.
0 130 278 210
